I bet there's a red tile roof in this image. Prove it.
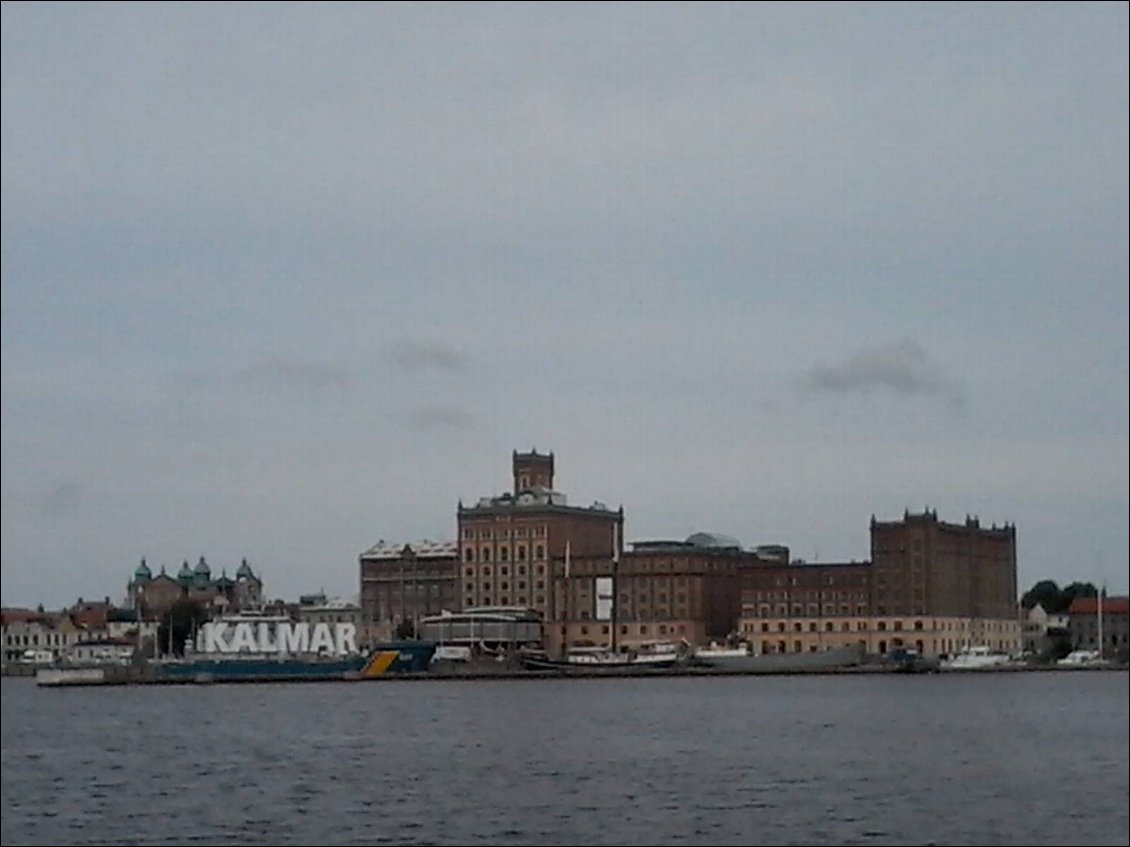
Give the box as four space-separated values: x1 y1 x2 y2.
1068 596 1130 615
0 608 49 626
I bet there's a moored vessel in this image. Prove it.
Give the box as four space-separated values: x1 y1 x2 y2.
689 642 865 673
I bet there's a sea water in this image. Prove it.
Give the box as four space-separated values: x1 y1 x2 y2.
2 671 1127 845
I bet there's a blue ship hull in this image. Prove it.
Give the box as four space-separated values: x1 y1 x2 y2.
156 641 436 681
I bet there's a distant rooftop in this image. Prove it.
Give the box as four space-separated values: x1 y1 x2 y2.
360 539 459 559
631 533 745 553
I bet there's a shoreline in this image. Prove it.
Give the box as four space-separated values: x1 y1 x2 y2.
14 660 1128 688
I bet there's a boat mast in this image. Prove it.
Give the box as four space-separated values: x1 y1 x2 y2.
611 521 619 654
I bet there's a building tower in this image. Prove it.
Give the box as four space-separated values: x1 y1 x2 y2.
513 449 554 494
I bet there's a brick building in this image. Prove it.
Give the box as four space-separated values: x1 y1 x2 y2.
457 450 623 631
359 540 459 642
557 534 771 652
869 510 1017 619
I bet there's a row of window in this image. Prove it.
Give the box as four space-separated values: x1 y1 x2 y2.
747 604 869 617
464 545 545 563
462 527 547 540
575 606 689 621
465 595 546 607
463 564 546 577
464 581 546 593
749 591 868 602
571 623 690 637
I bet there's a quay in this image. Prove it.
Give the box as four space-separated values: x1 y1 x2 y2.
29 660 1127 687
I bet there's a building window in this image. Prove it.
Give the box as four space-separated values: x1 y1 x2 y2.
465 548 475 562
535 545 545 560
761 622 769 633
482 548 492 562
500 547 509 562
517 546 526 561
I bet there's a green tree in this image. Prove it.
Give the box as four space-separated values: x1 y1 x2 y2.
1021 579 1061 611
1059 581 1098 613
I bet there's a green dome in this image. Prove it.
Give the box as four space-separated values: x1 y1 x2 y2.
236 558 255 579
133 558 152 581
176 560 194 582
193 556 211 576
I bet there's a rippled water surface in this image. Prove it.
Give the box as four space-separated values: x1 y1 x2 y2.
2 671 1127 845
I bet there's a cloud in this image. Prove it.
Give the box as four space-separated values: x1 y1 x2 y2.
39 481 84 517
391 341 466 373
234 358 349 392
408 405 473 430
804 339 963 405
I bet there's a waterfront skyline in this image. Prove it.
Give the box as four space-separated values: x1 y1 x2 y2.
2 3 1128 608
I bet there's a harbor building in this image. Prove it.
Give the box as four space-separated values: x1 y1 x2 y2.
456 450 623 631
359 540 459 643
555 534 770 652
1066 595 1130 660
870 510 1017 619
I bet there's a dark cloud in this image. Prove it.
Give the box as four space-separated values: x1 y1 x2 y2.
804 339 963 405
235 358 349 392
392 341 465 373
40 481 83 517
408 405 473 430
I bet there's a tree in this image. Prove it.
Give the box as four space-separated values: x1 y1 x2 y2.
1021 579 1061 611
395 618 417 640
156 599 210 657
1059 582 1098 612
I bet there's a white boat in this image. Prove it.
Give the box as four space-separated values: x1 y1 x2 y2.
520 641 689 672
1057 649 1106 667
940 645 1012 670
690 642 865 673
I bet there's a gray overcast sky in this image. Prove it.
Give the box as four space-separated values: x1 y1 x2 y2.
3 2 1127 608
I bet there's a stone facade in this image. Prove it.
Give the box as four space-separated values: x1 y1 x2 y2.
735 613 1021 658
